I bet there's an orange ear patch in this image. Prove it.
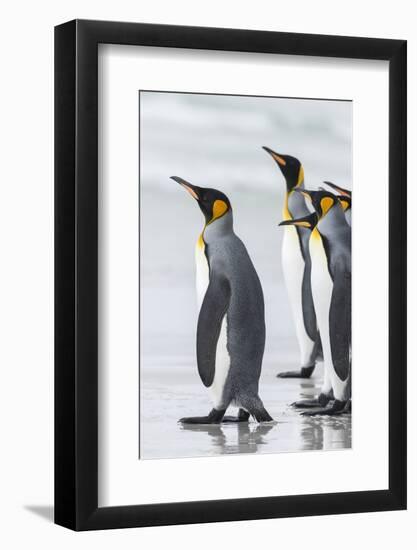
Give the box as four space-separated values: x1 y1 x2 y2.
320 197 334 216
340 198 350 211
210 199 228 223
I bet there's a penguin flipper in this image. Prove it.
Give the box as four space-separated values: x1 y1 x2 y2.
330 269 351 382
302 259 317 341
197 273 230 387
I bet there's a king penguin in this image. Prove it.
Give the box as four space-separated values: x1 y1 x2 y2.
323 181 352 226
171 176 273 424
262 147 321 379
280 190 351 415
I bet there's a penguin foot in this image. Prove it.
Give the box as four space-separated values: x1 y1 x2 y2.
277 365 315 379
292 399 322 408
251 408 274 423
179 408 226 424
238 397 273 423
343 400 352 413
179 417 216 424
300 400 347 417
222 409 250 423
291 393 330 408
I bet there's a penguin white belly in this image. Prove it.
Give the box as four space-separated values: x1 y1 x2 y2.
195 240 230 409
209 317 230 408
282 226 315 366
195 239 209 309
309 234 334 396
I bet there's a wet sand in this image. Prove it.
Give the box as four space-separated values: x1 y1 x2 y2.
140 358 351 459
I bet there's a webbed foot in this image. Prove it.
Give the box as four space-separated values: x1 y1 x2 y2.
291 393 330 408
277 365 315 379
222 409 250 423
300 399 347 417
179 408 225 424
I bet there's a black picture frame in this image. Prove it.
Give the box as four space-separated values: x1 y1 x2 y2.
55 19 407 531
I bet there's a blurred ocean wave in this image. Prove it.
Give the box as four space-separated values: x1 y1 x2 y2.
140 91 352 193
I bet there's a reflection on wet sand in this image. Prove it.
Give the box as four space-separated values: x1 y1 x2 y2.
141 362 351 459
180 423 277 455
300 417 351 451
298 379 322 400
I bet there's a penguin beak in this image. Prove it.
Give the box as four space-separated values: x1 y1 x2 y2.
171 176 201 200
279 212 317 229
262 146 286 166
323 181 351 197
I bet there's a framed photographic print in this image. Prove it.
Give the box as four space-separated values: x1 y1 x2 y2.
55 19 407 530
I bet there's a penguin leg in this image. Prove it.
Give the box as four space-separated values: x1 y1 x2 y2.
222 409 250 423
277 334 322 379
300 399 347 417
179 408 226 424
291 392 332 408
277 314 322 379
292 360 334 407
277 365 315 379
239 396 274 423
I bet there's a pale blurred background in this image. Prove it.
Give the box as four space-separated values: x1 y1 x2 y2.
139 91 352 459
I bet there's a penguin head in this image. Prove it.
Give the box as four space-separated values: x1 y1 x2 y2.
262 146 304 191
171 176 231 225
322 180 351 198
295 189 339 220
278 212 318 230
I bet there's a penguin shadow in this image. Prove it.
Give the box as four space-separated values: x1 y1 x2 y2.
300 416 351 451
180 422 276 454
